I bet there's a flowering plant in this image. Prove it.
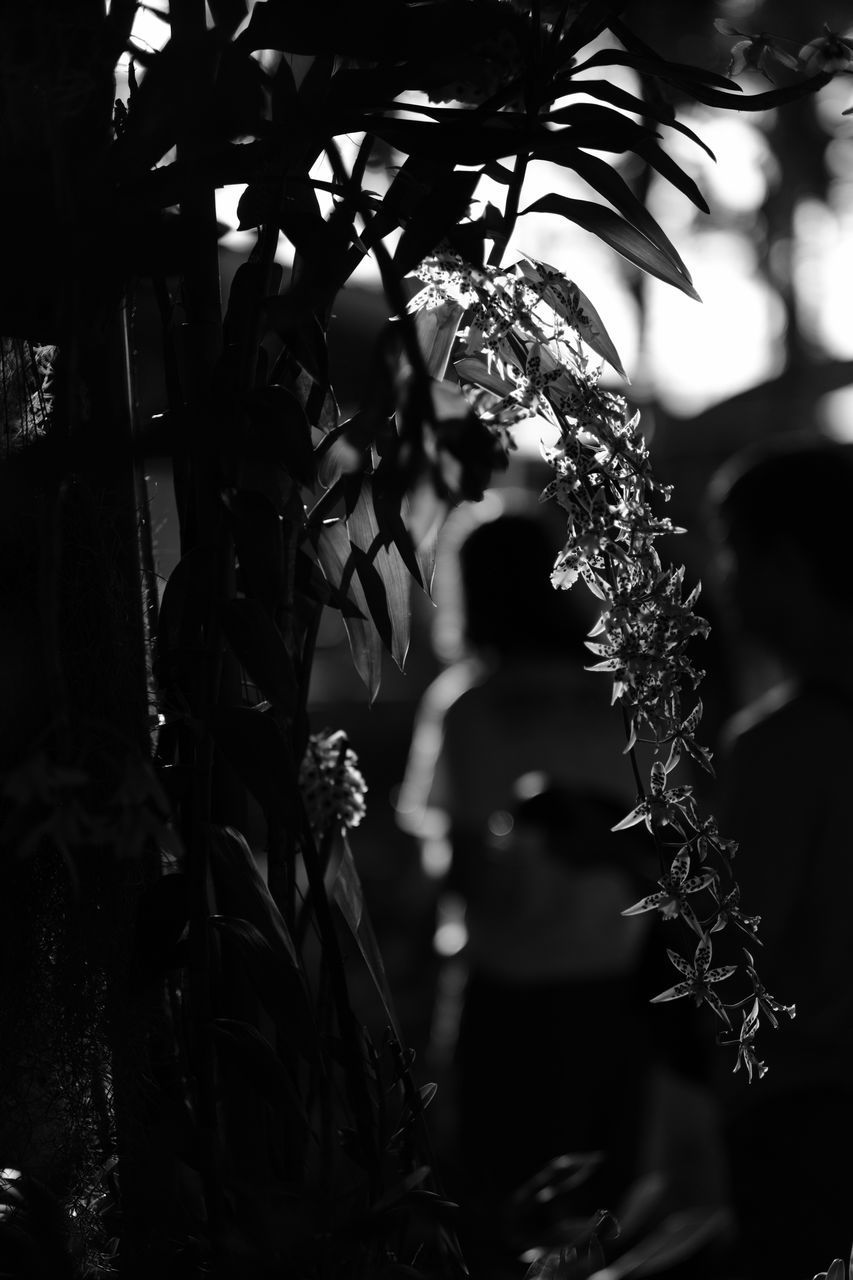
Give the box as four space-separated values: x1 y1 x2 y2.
407 240 800 1072
4 2 851 1273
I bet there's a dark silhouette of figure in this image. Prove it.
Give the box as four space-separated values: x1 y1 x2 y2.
708 435 853 1279
397 505 659 1266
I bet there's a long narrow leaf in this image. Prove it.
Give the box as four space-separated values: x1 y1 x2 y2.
330 833 402 1039
548 80 715 159
536 102 659 154
609 20 832 110
208 825 300 969
414 302 465 381
520 195 700 300
632 140 710 214
347 480 411 670
315 519 382 701
543 145 694 281
560 0 629 56
363 116 533 165
571 43 742 93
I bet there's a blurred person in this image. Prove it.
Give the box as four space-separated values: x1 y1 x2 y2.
452 779 654 1214
397 503 695 1265
708 435 853 1279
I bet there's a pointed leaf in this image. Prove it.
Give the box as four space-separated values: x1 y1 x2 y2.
347 480 411 669
414 302 465 381
547 79 715 159
520 196 700 300
364 115 529 165
207 0 249 37
519 259 627 379
633 140 710 214
560 0 629 56
348 544 395 660
315 519 382 701
571 41 743 93
208 826 299 967
538 146 695 281
454 356 517 397
331 832 402 1036
536 102 658 154
372 463 427 591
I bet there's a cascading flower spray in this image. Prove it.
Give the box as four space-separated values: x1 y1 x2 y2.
410 250 795 1078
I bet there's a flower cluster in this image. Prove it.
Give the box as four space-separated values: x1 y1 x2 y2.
299 729 368 838
716 19 853 111
410 251 793 1076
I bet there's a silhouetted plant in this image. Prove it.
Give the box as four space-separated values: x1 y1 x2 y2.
0 2 847 1276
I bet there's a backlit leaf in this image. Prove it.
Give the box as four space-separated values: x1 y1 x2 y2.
208 824 299 969
538 146 694 281
520 196 700 300
413 302 465 381
329 832 401 1037
315 519 382 702
547 79 715 160
347 479 411 669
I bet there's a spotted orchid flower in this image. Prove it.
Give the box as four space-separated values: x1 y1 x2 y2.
718 1000 768 1084
613 761 698 836
623 850 714 935
743 950 796 1029
710 885 761 942
651 934 736 1025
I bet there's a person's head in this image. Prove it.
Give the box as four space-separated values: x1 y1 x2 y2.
458 511 593 661
708 435 853 668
